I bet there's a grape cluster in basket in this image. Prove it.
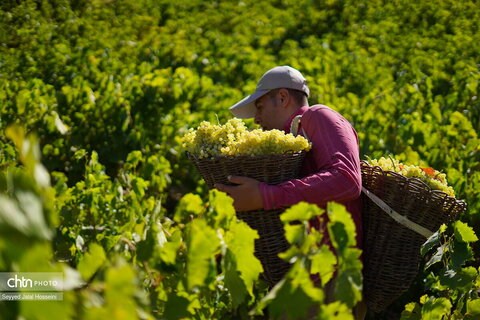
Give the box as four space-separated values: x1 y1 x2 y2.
181 119 311 159
367 157 455 197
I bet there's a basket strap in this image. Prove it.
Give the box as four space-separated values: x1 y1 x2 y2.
362 187 434 239
290 115 309 141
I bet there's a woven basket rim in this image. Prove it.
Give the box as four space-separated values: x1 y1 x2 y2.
361 160 466 206
186 150 306 161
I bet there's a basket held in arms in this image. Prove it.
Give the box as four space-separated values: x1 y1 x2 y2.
187 151 307 286
360 160 466 313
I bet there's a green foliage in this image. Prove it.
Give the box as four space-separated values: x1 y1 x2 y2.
224 220 263 300
186 219 220 290
326 203 363 309
401 222 480 319
77 243 106 281
254 202 362 319
0 0 479 318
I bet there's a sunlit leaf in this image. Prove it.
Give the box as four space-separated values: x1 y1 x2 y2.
174 193 204 223
224 220 262 298
104 263 137 319
310 245 337 286
318 301 354 320
77 243 106 281
208 189 236 229
401 302 422 320
186 219 219 290
421 297 452 320
454 221 478 243
467 299 480 316
159 230 183 265
284 224 305 245
326 202 357 252
281 202 323 223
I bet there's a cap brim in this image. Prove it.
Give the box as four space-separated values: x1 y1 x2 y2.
229 90 269 118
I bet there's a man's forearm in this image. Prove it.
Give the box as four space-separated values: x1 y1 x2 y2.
259 168 361 210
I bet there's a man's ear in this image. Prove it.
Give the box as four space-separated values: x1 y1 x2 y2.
278 88 289 107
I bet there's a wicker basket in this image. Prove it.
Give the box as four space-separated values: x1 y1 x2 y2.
187 151 306 285
361 161 466 312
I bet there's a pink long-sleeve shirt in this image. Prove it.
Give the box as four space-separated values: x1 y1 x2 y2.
259 105 363 247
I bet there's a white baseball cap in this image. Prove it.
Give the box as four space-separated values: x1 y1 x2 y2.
229 65 309 118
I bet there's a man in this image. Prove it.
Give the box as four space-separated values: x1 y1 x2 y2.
215 65 366 319
215 65 362 249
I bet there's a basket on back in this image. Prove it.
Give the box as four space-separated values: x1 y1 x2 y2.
361 161 466 312
187 151 306 286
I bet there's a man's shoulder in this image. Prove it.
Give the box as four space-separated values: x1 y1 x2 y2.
303 104 341 121
301 105 354 133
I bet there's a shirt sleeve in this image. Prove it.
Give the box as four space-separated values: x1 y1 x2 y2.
259 106 362 210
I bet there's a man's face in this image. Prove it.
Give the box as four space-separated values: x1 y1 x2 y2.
254 91 284 130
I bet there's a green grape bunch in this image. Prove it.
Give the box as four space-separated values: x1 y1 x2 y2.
181 119 311 159
368 157 455 197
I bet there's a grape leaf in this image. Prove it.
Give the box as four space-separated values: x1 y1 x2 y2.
421 297 452 320
401 302 422 320
208 189 236 229
136 228 156 261
186 219 219 290
103 263 137 319
439 267 477 290
224 220 262 297
281 202 323 223
284 224 305 245
326 202 357 252
258 263 323 319
0 193 51 240
450 239 474 270
421 229 441 256
467 299 480 316
77 243 106 281
164 294 192 320
425 244 447 270
159 230 183 265
310 245 337 286
333 249 363 308
174 193 204 223
224 251 249 308
318 301 354 320
454 221 478 243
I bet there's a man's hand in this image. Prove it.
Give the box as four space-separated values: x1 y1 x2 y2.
214 176 263 212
